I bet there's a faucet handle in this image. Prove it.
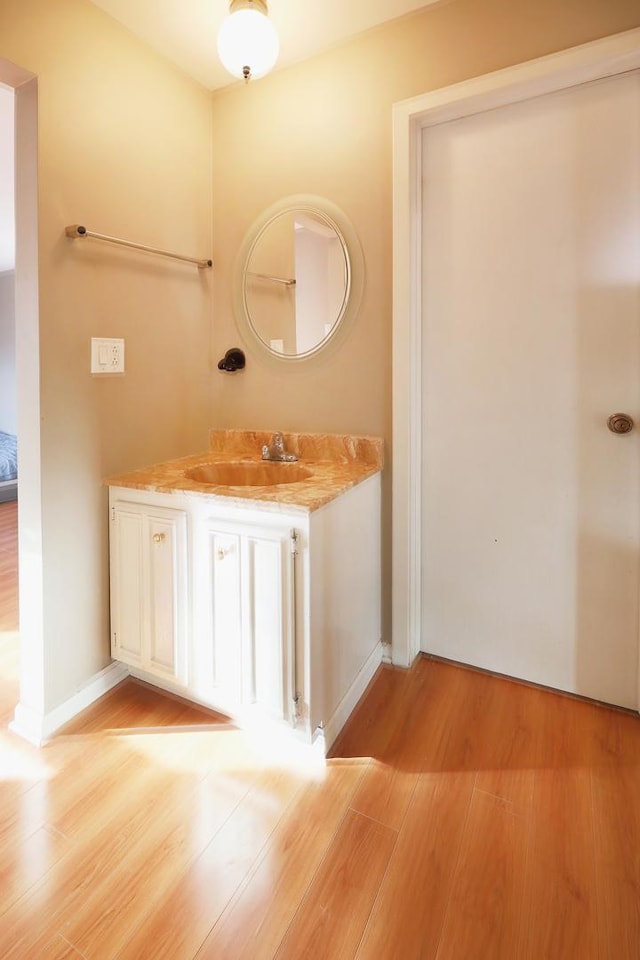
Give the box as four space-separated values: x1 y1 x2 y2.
272 431 284 449
261 444 269 460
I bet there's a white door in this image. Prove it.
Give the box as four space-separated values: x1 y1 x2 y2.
421 70 640 709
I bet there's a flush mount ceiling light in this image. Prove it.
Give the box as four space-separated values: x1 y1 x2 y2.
217 0 279 83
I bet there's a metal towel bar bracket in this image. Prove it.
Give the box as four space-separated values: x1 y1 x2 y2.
65 224 213 269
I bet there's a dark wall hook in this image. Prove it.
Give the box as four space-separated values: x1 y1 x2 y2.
217 347 246 373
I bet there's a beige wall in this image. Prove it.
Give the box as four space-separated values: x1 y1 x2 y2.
210 0 640 643
0 0 213 713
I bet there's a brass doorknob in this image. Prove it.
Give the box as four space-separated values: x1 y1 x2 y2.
607 413 634 435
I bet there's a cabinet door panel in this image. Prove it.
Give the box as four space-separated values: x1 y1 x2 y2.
210 531 243 704
246 535 288 720
112 509 145 663
147 516 182 677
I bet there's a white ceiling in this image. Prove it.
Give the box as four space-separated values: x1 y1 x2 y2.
88 0 439 91
0 85 14 274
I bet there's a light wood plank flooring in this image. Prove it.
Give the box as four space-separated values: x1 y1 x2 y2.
1 499 639 958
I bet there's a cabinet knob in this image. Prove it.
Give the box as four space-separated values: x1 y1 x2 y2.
217 547 228 560
152 532 166 544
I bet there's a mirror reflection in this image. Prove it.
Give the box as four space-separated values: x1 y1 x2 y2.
243 209 350 358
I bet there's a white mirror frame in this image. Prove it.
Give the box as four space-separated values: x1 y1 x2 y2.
233 194 364 362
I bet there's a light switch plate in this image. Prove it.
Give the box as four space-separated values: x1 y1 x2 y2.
91 338 125 375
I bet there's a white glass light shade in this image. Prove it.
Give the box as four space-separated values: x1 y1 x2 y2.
217 5 279 82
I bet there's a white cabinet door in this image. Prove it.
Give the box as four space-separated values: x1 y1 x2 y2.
209 529 243 707
204 519 294 723
147 514 187 679
111 501 188 685
244 531 291 721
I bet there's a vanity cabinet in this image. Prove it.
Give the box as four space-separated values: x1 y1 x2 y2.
109 500 188 686
108 469 382 753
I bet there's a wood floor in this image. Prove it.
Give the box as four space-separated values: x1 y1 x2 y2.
1 499 639 958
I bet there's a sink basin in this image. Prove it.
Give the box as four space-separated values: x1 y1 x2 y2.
186 461 313 487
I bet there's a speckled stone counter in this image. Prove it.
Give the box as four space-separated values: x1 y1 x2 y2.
106 430 384 512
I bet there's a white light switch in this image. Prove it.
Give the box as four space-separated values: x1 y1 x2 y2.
91 338 125 375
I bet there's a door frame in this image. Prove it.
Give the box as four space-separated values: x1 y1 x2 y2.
0 60 46 738
391 27 640 672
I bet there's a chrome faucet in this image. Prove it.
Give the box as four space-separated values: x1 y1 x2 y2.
261 431 298 462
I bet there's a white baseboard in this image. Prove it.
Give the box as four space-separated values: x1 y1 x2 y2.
321 641 383 753
9 643 383 752
9 661 129 746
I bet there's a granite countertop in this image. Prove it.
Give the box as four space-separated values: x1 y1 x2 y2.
106 430 384 513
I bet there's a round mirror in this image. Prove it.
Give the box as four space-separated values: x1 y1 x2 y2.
234 196 363 361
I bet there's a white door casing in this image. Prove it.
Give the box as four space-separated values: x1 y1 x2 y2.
392 29 640 703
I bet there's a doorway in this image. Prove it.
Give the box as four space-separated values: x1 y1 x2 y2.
392 29 640 710
0 58 45 742
0 82 18 717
